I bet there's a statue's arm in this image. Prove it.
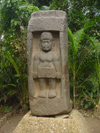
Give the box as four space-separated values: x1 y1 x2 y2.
53 54 61 79
33 54 40 78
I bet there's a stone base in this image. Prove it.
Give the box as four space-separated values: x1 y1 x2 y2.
14 110 90 133
29 98 72 116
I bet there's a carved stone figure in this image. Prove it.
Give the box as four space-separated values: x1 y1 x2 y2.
33 32 61 98
27 10 72 116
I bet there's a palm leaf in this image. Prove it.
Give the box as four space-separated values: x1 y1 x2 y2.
5 51 20 76
73 28 84 52
68 28 77 55
41 6 50 10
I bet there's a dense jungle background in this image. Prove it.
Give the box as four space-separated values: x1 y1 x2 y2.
0 0 100 113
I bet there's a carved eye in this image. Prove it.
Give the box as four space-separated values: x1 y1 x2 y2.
42 40 51 43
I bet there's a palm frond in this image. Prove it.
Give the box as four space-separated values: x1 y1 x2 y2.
73 28 84 52
41 6 50 10
68 28 77 55
5 51 20 76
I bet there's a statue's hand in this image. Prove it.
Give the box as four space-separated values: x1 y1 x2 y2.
33 72 37 78
56 72 61 79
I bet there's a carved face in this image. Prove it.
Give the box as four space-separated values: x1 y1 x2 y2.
41 39 52 52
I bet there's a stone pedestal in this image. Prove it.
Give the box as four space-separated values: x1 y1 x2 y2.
14 110 90 133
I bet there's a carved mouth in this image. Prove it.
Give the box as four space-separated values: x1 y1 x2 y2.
42 48 51 52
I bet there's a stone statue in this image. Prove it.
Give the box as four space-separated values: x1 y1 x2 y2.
33 32 61 98
27 10 72 116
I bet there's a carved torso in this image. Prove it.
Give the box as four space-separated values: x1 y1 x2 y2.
34 51 59 78
39 51 55 66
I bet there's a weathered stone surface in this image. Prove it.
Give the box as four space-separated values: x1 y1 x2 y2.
13 110 91 133
27 10 72 116
29 98 72 116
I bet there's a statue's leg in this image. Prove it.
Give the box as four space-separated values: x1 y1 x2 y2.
48 79 56 98
38 78 47 98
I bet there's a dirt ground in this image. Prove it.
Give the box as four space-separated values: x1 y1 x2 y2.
0 113 100 133
0 113 6 119
0 113 24 133
85 117 100 133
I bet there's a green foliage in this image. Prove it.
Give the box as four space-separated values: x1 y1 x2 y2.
68 22 100 110
33 0 52 8
0 105 12 113
50 0 100 36
0 0 39 110
41 6 50 10
0 0 39 35
50 0 68 11
0 32 28 108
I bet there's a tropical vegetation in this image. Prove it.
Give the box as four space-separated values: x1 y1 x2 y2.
0 0 100 113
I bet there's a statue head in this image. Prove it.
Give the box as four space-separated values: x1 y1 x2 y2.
40 32 54 52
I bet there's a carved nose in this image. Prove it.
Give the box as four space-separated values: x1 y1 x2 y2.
45 42 48 45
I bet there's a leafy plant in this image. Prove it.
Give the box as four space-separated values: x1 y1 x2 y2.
68 21 100 110
0 0 40 110
68 21 94 107
1 105 12 113
0 0 39 36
